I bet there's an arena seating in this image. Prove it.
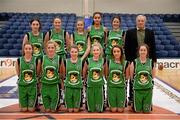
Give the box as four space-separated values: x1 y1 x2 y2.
0 12 180 58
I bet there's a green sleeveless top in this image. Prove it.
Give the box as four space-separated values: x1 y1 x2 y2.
107 59 126 87
65 59 83 88
41 55 60 84
87 57 104 87
28 32 44 58
105 30 124 56
50 29 66 55
133 58 153 90
18 56 37 86
89 25 104 47
73 32 87 57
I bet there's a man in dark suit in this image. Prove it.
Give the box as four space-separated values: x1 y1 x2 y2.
125 15 157 105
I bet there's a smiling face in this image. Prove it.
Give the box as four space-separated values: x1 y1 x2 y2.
31 20 40 32
136 15 146 29
53 18 61 30
139 45 148 58
77 20 84 32
93 13 101 25
113 47 121 60
112 17 120 30
46 42 56 57
92 45 101 58
24 44 33 56
70 47 78 59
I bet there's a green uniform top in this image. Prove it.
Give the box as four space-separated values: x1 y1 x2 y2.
65 58 83 88
107 59 126 87
50 29 66 55
73 32 87 56
18 56 37 86
89 25 105 48
28 32 44 58
87 57 104 87
105 30 124 56
133 58 153 90
41 54 60 84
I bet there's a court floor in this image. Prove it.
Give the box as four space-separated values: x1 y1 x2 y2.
0 69 180 119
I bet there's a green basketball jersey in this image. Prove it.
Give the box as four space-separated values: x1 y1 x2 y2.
41 55 60 84
28 32 44 58
89 25 104 47
107 59 126 87
73 32 87 56
105 30 124 55
65 59 83 88
18 56 37 85
133 58 153 90
87 57 104 87
50 29 66 55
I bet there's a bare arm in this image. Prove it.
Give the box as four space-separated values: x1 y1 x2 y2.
104 61 109 80
125 63 130 80
44 32 50 47
15 60 20 77
130 62 134 80
81 37 90 61
65 32 70 51
82 61 88 83
22 34 28 51
36 59 41 77
104 27 108 45
152 64 156 78
60 59 65 90
70 34 74 46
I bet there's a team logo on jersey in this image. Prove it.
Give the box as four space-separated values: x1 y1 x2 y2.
70 73 78 83
53 39 62 52
92 70 100 80
46 68 55 79
139 73 148 84
111 39 118 46
77 43 84 52
112 72 120 82
33 44 41 55
23 70 33 83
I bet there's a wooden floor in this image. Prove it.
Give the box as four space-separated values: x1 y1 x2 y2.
156 69 180 91
0 104 179 119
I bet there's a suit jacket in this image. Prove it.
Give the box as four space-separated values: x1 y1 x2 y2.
124 28 157 62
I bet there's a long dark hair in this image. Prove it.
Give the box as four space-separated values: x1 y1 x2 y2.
137 43 150 58
111 45 124 64
30 17 41 31
22 42 33 56
92 12 102 25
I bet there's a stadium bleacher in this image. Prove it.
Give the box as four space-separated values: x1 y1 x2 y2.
0 13 180 57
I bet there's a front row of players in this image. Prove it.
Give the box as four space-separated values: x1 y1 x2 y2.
16 41 155 113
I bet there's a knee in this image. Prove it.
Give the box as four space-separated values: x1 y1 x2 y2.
28 108 35 112
68 108 73 112
111 108 117 113
117 108 124 113
20 108 28 112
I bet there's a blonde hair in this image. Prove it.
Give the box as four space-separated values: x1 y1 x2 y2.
45 40 57 54
91 43 104 57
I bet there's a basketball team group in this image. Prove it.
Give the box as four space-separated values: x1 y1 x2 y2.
15 12 157 113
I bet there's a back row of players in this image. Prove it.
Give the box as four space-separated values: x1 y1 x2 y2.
16 12 156 113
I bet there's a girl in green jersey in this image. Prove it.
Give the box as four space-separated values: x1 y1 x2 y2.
16 42 41 112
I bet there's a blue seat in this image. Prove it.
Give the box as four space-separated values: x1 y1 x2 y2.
0 38 7 44
164 45 174 50
9 49 20 56
161 40 170 45
168 50 178 57
0 49 9 56
156 50 168 58
3 43 13 49
3 33 11 39
174 44 180 51
8 38 17 44
11 34 20 39
155 40 161 45
13 43 22 50
156 45 164 51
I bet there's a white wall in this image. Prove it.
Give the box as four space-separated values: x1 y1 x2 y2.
0 0 180 16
